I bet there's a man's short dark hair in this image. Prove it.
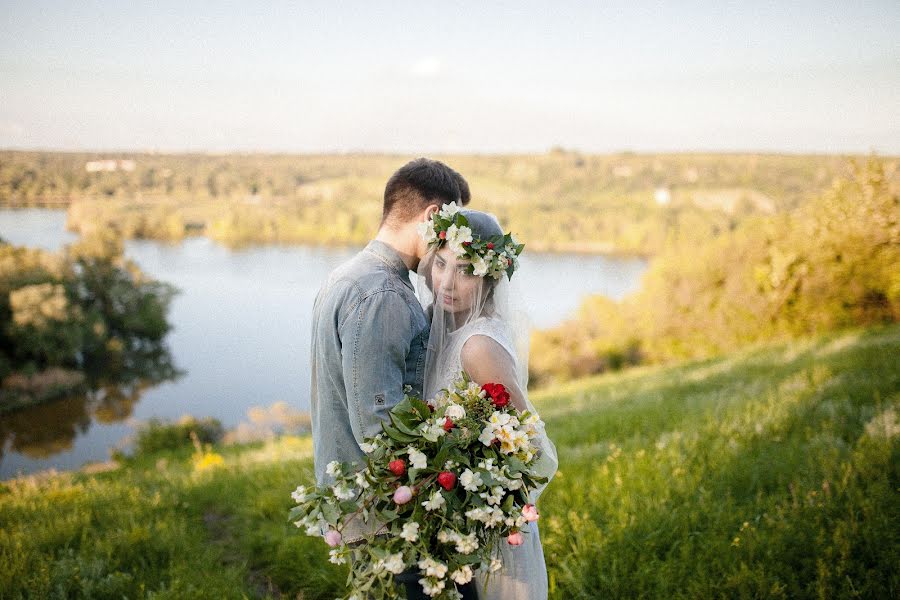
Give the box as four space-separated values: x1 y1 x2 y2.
382 158 470 225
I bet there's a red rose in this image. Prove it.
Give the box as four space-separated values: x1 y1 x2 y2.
437 471 457 490
388 459 406 477
487 242 494 249
439 231 447 240
482 382 510 408
443 417 454 432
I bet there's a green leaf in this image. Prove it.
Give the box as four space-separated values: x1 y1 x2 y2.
383 424 417 443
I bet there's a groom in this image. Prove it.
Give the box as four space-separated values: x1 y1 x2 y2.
310 158 470 493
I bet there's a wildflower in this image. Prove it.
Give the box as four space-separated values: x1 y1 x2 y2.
450 565 474 584
326 461 341 477
400 521 420 542
407 447 428 470
290 485 308 503
422 490 446 511
382 552 405 574
460 469 483 491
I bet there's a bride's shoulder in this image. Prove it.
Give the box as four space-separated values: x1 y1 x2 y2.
460 318 515 362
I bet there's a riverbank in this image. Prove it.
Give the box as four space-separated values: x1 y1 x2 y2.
3 324 897 598
5 150 885 256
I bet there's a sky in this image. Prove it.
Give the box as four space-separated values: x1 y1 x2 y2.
1 1 898 154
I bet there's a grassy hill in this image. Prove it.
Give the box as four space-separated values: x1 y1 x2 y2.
1 324 898 599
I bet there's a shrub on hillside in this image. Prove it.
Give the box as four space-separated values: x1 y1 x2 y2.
532 158 899 384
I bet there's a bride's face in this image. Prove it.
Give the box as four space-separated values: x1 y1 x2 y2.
431 247 482 314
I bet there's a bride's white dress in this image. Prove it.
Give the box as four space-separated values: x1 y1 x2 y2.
427 316 549 600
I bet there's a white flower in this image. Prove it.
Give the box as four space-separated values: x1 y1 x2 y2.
471 256 489 277
446 224 473 256
354 471 370 489
359 440 378 454
454 533 479 554
489 412 511 427
304 522 321 536
459 469 483 492
290 485 308 503
382 552 405 574
490 557 503 572
485 507 505 528
332 484 356 501
479 425 496 447
326 461 341 477
422 421 447 443
407 447 428 470
419 577 446 598
478 458 496 472
417 219 438 243
444 403 466 420
450 565 474 585
400 521 420 542
439 201 461 218
328 548 346 565
437 529 458 544
422 490 446 512
480 486 505 506
418 556 448 579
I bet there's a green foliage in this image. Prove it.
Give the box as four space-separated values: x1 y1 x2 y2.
1 326 897 598
132 417 225 459
1 151 877 254
533 158 899 384
0 231 178 411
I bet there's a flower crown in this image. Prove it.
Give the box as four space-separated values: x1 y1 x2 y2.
417 202 524 280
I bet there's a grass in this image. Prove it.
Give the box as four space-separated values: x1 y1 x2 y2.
1 325 898 599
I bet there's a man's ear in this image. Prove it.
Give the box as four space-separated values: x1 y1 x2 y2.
423 204 440 221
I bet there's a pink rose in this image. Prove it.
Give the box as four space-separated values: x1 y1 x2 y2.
522 504 539 522
324 530 342 547
393 485 413 505
507 531 524 546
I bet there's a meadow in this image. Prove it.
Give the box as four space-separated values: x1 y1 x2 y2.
2 324 897 599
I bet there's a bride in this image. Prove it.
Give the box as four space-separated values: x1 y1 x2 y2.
416 205 558 600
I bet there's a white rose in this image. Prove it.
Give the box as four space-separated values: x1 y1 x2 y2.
444 403 466 420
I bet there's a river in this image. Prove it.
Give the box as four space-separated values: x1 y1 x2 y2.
0 208 647 478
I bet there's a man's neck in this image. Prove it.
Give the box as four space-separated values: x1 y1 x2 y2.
374 227 419 271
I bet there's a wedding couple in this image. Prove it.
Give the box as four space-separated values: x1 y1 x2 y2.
310 158 557 599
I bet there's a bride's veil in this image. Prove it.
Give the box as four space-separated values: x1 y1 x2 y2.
414 208 558 501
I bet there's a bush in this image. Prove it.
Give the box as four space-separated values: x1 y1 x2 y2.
132 416 224 458
532 158 899 383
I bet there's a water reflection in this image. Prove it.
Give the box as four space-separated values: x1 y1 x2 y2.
0 342 180 466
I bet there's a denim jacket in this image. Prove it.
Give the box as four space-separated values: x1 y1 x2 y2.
310 240 429 487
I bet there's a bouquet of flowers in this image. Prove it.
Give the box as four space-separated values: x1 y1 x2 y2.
289 373 549 599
